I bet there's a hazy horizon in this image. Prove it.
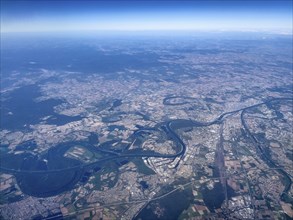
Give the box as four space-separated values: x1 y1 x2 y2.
1 0 292 33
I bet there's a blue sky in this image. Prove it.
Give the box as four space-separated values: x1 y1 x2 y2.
1 0 292 33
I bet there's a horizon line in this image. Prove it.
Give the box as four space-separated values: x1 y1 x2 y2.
1 28 292 34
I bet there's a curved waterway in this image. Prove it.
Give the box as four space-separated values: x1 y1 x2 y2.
0 97 292 199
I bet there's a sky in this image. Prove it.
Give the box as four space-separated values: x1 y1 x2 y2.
1 0 292 33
